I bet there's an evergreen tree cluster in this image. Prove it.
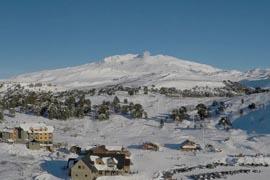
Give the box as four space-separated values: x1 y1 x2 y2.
248 103 256 110
211 100 226 115
93 96 148 120
148 81 268 98
97 85 140 96
171 106 189 122
156 86 236 97
94 102 110 121
2 87 91 120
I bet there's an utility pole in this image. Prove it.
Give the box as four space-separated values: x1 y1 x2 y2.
157 98 159 114
202 120 205 149
193 116 195 129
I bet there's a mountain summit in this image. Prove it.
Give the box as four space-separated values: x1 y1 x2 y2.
9 53 269 89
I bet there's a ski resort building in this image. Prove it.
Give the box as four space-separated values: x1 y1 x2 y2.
0 128 17 143
69 145 132 180
0 123 54 146
20 123 54 144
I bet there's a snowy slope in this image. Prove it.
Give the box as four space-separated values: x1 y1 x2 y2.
9 53 257 90
1 92 270 180
233 104 270 134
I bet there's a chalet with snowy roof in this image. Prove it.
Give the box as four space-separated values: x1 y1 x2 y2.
87 145 131 157
69 145 132 180
142 142 160 151
180 140 201 151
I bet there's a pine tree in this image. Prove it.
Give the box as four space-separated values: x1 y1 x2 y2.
0 109 4 121
143 111 148 119
113 96 120 105
196 103 208 120
121 105 129 115
218 116 232 130
143 86 148 94
123 98 128 104
128 89 135 96
97 104 110 120
83 99 91 114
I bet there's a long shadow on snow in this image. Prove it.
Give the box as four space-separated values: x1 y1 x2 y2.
148 113 173 123
232 104 270 134
164 144 180 150
40 160 68 179
127 144 142 150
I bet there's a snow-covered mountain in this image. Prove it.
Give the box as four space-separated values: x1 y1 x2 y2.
9 53 270 89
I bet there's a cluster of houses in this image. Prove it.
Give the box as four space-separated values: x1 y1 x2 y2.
0 122 213 180
66 141 205 179
67 145 132 180
0 122 54 150
142 140 201 152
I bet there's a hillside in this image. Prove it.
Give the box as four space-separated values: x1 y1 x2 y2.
1 90 270 180
1 53 270 180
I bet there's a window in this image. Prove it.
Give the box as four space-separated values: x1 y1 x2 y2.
75 174 78 177
85 174 88 177
78 165 81 169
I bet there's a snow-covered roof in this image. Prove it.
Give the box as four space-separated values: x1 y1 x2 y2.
7 139 14 143
143 142 160 147
105 145 124 151
19 123 54 133
90 155 99 162
1 128 14 133
181 139 198 149
89 155 119 171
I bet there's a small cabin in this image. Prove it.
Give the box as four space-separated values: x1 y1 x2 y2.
142 142 160 151
180 140 200 151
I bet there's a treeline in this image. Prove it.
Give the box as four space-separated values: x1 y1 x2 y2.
0 85 147 121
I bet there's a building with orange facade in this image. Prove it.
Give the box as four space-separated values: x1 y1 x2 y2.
0 123 54 145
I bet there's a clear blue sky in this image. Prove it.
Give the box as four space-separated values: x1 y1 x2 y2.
0 0 270 78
